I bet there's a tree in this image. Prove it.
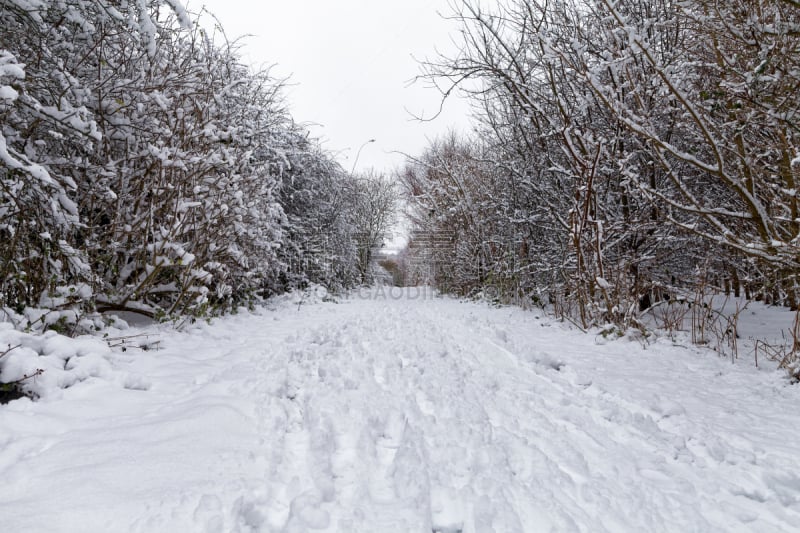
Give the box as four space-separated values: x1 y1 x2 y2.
348 171 398 283
410 0 796 327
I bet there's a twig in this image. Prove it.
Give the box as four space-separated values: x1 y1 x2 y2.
103 333 153 342
1 308 22 328
0 344 22 360
4 368 45 385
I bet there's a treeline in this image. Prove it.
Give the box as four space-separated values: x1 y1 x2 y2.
1 0 392 325
399 0 800 331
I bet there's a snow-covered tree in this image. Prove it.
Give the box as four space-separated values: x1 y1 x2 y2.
348 171 397 283
409 0 799 327
1 0 365 323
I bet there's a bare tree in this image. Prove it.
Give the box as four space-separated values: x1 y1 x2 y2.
411 0 795 327
348 171 398 283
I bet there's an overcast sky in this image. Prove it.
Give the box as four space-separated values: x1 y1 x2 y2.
196 0 473 174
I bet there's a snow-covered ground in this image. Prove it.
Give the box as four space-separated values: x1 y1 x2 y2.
1 288 799 532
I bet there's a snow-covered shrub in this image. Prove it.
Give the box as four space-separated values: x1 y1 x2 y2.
407 0 800 332
0 3 97 312
0 323 114 402
1 0 363 325
275 139 362 293
78 18 293 316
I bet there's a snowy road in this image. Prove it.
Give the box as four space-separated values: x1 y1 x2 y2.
1 288 799 532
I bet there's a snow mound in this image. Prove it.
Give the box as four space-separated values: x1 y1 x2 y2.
0 324 115 400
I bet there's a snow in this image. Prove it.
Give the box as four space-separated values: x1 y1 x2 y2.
595 276 611 289
1 288 800 532
0 85 18 101
0 50 26 79
0 325 115 398
0 133 55 185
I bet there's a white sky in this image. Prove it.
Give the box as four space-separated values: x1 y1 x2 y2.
196 0 473 174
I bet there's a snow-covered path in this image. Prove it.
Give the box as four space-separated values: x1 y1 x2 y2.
1 289 799 532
